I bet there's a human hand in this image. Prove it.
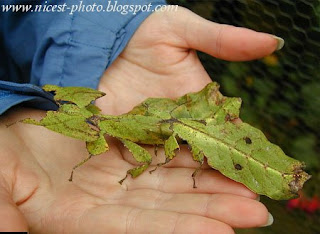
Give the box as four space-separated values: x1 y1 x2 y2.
94 6 280 232
1 107 268 233
0 7 279 233
97 7 282 114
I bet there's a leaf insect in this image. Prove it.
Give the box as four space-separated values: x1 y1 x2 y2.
22 83 311 200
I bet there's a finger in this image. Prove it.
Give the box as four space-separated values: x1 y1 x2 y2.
0 178 28 232
74 205 235 234
122 167 257 199
119 190 271 228
172 7 282 61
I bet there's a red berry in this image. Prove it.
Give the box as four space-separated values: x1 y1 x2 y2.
287 198 300 209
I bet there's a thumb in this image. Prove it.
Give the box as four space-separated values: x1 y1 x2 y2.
172 7 283 61
0 178 28 232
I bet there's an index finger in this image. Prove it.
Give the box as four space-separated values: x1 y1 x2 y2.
173 7 283 61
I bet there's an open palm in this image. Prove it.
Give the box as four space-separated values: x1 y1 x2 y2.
0 7 280 233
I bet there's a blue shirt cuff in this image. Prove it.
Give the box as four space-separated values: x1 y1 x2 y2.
0 81 58 115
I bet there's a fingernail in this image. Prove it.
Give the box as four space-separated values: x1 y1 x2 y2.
261 212 274 227
272 35 285 50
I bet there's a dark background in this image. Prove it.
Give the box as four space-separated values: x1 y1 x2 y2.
167 1 320 233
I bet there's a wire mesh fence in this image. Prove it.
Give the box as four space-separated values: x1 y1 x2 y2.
210 0 320 171
168 0 320 233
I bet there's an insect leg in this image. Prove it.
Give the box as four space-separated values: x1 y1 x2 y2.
149 158 170 174
149 133 179 174
154 144 159 157
69 134 109 181
119 140 152 184
173 129 205 188
191 160 204 188
149 144 160 173
188 143 205 188
69 154 93 181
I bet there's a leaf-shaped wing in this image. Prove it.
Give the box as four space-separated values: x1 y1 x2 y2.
128 98 178 119
98 115 165 145
172 119 310 200
43 85 105 107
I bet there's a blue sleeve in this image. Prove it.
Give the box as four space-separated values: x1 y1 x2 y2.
0 0 167 115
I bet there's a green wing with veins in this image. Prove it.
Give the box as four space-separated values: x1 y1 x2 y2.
171 118 310 200
21 83 311 200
